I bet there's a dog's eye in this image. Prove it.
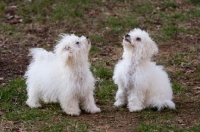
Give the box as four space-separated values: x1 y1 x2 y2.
76 42 80 45
136 37 141 41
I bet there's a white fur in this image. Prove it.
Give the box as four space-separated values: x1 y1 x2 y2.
113 28 175 112
24 34 100 116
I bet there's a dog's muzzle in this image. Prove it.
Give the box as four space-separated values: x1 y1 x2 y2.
124 34 131 43
87 37 91 44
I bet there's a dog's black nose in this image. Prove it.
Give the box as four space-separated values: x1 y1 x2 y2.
86 36 89 39
125 34 130 38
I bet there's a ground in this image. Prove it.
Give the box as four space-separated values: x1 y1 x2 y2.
0 0 200 132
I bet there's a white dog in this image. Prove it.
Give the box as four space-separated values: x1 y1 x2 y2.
24 34 101 116
113 28 175 112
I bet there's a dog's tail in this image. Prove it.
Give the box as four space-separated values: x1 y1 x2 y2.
29 48 55 62
154 100 175 111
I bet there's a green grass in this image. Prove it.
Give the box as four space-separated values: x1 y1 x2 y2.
93 66 113 79
92 63 115 105
135 123 184 132
161 26 186 40
132 1 153 14
90 45 101 55
17 0 53 23
190 0 200 4
0 2 5 17
89 35 105 43
196 67 200 72
167 53 192 67
1 24 16 33
95 80 115 105
161 1 177 8
135 123 200 132
0 78 26 109
172 82 188 95
190 8 200 17
106 14 140 36
173 71 184 77
16 0 91 23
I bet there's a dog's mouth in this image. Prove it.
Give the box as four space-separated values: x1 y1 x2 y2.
124 34 131 43
124 38 131 43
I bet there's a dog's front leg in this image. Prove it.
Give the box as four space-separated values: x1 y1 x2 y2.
127 89 144 112
81 91 101 114
114 84 127 107
60 96 81 116
26 87 42 108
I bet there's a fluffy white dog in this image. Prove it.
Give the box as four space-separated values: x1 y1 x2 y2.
24 34 101 116
113 28 175 112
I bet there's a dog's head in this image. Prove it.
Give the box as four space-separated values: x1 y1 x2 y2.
123 28 158 60
54 34 91 64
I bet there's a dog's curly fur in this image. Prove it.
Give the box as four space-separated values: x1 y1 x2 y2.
113 28 175 112
24 34 101 116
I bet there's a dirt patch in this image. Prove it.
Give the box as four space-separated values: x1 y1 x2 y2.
0 119 26 132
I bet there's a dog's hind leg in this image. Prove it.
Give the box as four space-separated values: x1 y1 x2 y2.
127 89 145 112
81 91 101 114
26 87 41 108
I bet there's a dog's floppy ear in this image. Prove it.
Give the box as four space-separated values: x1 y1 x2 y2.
54 44 72 62
149 41 158 55
143 39 158 59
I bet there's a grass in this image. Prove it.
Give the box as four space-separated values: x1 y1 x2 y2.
132 1 153 14
162 26 186 39
161 1 177 8
89 34 105 44
167 52 192 67
94 65 113 79
90 45 101 55
172 82 188 95
190 0 200 4
92 63 115 105
1 0 200 131
136 123 200 132
190 8 200 17
135 123 183 132
1 24 16 33
196 67 200 72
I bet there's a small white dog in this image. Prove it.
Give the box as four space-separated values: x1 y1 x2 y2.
24 34 101 116
113 28 175 112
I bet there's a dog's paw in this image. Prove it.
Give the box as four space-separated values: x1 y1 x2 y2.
66 109 81 116
114 101 125 107
84 106 101 114
26 100 42 108
89 107 101 114
128 106 143 112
